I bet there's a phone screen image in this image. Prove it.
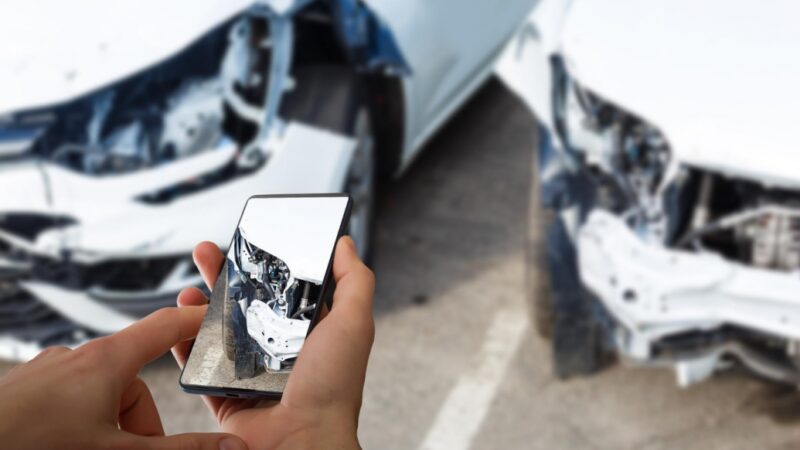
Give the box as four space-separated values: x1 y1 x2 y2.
181 195 350 397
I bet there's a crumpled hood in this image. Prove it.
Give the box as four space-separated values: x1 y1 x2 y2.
0 0 251 114
561 0 800 188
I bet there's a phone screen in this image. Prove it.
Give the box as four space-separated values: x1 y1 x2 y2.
181 195 350 397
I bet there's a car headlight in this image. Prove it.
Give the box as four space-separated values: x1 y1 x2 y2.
552 58 672 204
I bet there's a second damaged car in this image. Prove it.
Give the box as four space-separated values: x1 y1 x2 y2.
499 0 800 386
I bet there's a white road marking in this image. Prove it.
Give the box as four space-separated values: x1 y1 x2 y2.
418 306 529 450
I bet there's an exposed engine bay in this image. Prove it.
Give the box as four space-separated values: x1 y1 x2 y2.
541 58 800 386
0 0 407 358
16 11 296 199
226 229 320 377
675 173 800 272
5 0 408 180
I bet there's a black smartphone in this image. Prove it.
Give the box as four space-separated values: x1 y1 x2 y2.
180 194 352 399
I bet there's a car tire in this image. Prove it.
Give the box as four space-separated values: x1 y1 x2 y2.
224 291 259 379
545 216 611 378
223 295 236 362
526 130 612 378
280 65 377 264
526 165 556 339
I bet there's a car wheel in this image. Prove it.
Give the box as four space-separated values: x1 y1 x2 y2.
222 294 236 361
280 65 377 263
545 216 611 378
527 129 613 377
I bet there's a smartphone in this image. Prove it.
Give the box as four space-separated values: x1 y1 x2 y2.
180 194 351 399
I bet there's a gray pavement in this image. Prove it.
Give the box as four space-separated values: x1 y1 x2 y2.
6 79 800 449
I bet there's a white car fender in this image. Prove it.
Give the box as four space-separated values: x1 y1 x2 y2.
495 0 573 131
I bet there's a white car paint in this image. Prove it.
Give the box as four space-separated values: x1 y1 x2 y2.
0 0 252 114
559 0 800 190
369 0 536 169
579 210 800 354
19 281 137 334
1 0 537 172
501 0 800 188
246 299 309 371
497 0 800 384
238 196 348 285
496 0 572 132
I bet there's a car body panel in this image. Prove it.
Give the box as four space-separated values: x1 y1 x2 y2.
560 0 800 189
496 0 572 131
2 0 537 171
0 122 355 357
0 0 252 114
500 0 800 385
500 0 800 190
579 210 800 349
369 0 536 167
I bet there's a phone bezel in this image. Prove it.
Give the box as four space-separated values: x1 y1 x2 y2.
179 193 353 399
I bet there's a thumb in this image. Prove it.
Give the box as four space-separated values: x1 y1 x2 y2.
128 432 248 450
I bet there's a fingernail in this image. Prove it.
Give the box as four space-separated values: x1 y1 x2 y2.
219 437 247 450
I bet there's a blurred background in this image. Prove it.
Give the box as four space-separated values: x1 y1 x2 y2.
4 0 800 449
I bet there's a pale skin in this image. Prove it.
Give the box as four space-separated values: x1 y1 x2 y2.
0 236 375 450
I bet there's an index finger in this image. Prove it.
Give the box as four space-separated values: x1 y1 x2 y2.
98 305 208 383
193 241 225 291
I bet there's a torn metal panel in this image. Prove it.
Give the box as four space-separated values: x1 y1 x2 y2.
508 0 800 386
0 123 354 357
228 221 318 375
246 300 310 371
579 210 800 376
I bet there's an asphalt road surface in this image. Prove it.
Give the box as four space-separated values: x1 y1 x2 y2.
7 80 800 449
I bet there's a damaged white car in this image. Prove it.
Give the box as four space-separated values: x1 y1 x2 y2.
0 0 535 359
499 0 800 386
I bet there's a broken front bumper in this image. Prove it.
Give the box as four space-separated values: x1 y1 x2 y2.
0 122 355 360
578 209 800 361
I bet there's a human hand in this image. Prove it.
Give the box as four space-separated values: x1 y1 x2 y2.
0 306 248 450
173 236 376 450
